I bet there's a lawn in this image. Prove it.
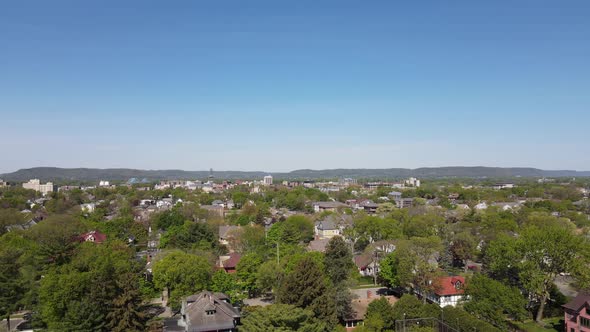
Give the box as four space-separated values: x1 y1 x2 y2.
512 317 563 332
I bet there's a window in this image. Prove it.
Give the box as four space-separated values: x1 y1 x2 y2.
581 316 590 328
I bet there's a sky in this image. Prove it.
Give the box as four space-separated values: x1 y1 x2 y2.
0 1 589 173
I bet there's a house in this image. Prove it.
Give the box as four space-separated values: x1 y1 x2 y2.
80 203 96 213
219 225 241 247
166 291 240 332
492 183 515 190
5 218 39 232
359 200 379 214
307 238 331 252
315 218 340 239
563 292 590 332
219 253 241 274
78 230 107 244
201 205 225 218
448 193 460 201
418 276 466 307
313 201 348 213
344 295 398 330
388 191 403 201
157 198 174 209
394 198 414 209
314 214 353 239
354 254 379 277
474 202 488 210
491 202 521 211
455 204 470 210
211 200 224 207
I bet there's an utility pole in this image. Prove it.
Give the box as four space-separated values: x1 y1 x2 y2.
373 249 379 285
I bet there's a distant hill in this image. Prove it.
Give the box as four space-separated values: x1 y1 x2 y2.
1 166 590 183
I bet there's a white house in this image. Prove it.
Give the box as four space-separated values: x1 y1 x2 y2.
418 276 466 308
474 202 488 210
315 218 341 239
81 203 96 213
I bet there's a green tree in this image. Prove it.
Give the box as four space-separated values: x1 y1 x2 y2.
152 250 212 309
154 209 185 230
38 241 142 331
237 253 264 296
324 236 354 285
378 251 400 288
241 304 326 332
464 274 527 329
211 270 245 303
267 215 315 244
518 225 590 321
256 260 283 295
28 214 86 265
449 231 478 270
159 221 217 250
106 273 146 332
0 241 26 331
390 237 443 301
278 256 337 325
365 296 395 331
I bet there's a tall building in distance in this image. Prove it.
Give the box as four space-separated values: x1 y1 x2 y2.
405 177 421 187
22 179 55 195
263 175 273 186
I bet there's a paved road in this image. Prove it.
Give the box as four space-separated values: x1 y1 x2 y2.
0 318 24 332
555 275 578 298
351 287 390 300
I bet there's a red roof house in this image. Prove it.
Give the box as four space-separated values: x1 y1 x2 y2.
221 253 241 274
78 230 107 244
415 275 466 307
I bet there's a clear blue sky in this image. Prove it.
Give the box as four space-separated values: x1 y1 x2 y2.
1 1 589 173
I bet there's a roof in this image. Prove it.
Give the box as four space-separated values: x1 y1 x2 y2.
308 238 331 252
222 253 241 269
354 254 373 269
219 225 241 238
346 296 398 321
183 291 240 332
79 230 107 244
434 276 465 296
313 201 347 208
563 292 590 311
362 202 379 208
316 219 337 230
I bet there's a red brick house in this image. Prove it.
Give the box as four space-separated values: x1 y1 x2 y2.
563 292 590 332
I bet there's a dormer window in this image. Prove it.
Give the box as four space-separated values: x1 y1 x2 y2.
454 281 462 289
206 309 216 315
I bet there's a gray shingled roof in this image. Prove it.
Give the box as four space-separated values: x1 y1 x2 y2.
184 291 240 332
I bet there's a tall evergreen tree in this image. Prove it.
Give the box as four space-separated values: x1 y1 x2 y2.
278 256 337 325
324 236 354 285
106 273 145 332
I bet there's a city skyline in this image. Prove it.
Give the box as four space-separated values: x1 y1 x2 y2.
1 1 589 173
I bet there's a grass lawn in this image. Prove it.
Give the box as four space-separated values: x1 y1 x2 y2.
512 317 563 332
